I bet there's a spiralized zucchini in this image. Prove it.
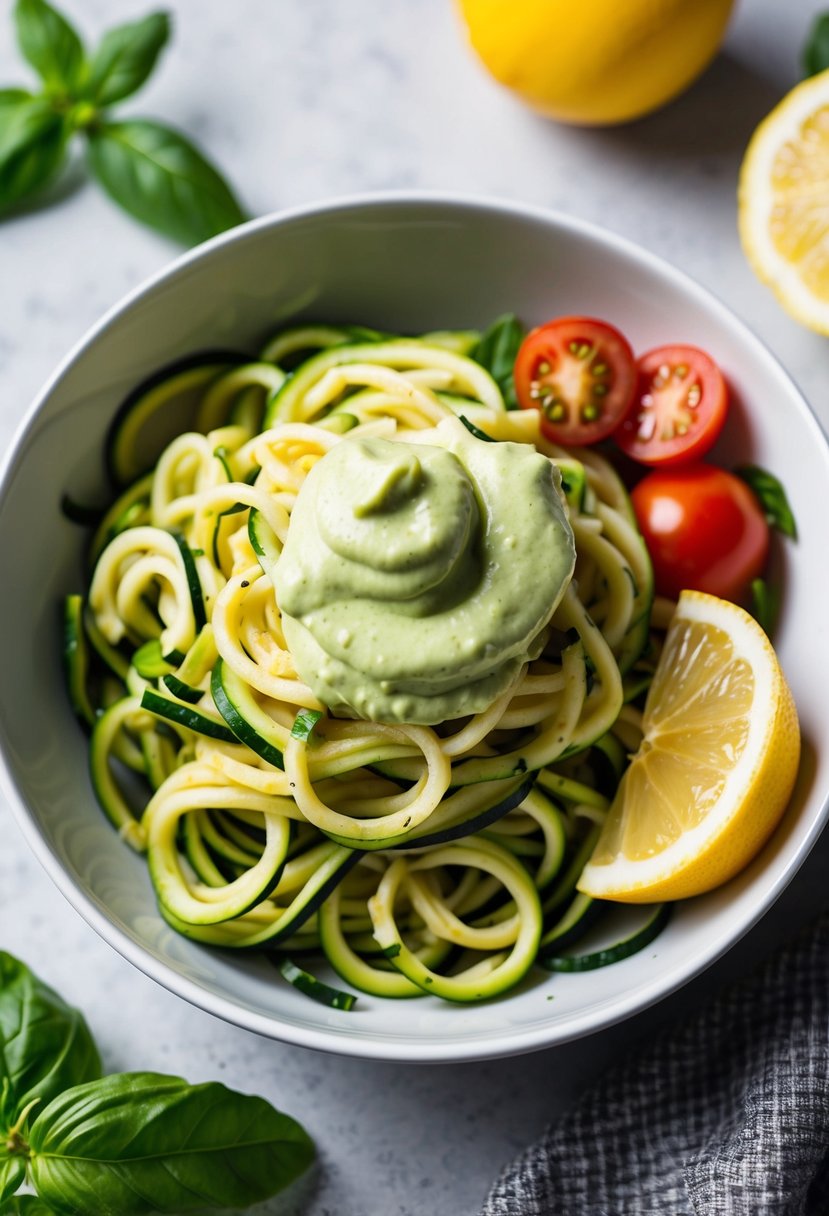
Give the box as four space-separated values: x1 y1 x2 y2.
66 320 668 1007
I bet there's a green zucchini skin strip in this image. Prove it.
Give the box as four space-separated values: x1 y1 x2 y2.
148 814 291 926
538 890 602 956
161 843 361 948
162 673 205 704
89 696 147 851
389 774 536 850
248 508 282 572
140 688 236 742
318 885 443 999
64 595 96 730
211 660 285 768
275 957 357 1011
540 903 670 972
106 351 249 486
170 531 207 632
370 838 542 1003
265 339 505 427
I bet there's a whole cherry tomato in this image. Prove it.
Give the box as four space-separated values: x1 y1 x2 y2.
631 464 769 601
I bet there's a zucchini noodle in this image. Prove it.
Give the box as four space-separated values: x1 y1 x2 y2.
65 320 669 1008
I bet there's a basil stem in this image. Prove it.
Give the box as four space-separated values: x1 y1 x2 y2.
13 0 85 96
0 953 101 1126
28 1072 315 1215
83 11 170 107
735 464 798 539
803 12 829 77
87 119 247 246
471 314 526 409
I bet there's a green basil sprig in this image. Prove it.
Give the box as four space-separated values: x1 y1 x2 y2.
0 953 314 1213
735 464 798 539
471 314 526 409
1 0 246 245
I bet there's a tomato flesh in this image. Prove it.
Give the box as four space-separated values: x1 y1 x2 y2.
631 464 769 602
615 344 728 466
515 317 636 445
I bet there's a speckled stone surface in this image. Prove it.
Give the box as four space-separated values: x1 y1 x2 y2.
1 2 829 1213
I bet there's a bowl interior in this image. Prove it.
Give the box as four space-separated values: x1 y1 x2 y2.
2 197 827 1061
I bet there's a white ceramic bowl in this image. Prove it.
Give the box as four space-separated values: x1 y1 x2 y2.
2 195 827 1062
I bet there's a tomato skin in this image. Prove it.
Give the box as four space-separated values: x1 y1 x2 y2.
615 345 729 467
631 464 770 602
515 316 636 446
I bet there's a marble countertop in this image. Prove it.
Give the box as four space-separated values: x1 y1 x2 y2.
2 2 829 1213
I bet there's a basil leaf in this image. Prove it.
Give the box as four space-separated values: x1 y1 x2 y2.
0 89 35 115
84 12 170 107
291 708 323 741
0 952 101 1123
0 1154 25 1204
735 464 798 538
803 13 829 77
750 577 781 637
13 0 86 95
86 119 246 246
29 1072 314 1215
471 314 526 409
0 1199 58 1215
0 94 67 214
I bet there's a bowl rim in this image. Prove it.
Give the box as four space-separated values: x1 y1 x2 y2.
2 189 828 1062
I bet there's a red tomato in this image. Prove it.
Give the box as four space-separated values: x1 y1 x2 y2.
615 344 728 466
631 464 769 602
515 317 636 445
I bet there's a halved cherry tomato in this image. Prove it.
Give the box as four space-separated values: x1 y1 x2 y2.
515 317 636 445
614 344 728 466
631 464 769 602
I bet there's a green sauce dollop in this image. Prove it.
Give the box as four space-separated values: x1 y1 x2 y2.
273 418 575 724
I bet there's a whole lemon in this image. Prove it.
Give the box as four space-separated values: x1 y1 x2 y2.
458 0 736 125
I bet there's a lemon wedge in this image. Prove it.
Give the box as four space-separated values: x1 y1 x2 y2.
577 591 800 902
739 69 829 333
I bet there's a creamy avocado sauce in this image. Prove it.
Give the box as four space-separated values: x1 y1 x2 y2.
273 417 575 724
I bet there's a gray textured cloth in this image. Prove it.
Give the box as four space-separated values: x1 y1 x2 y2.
482 911 829 1215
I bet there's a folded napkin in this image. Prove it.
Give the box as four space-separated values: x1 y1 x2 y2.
481 909 829 1216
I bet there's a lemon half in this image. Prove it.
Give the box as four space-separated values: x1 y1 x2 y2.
578 591 800 903
740 69 829 333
